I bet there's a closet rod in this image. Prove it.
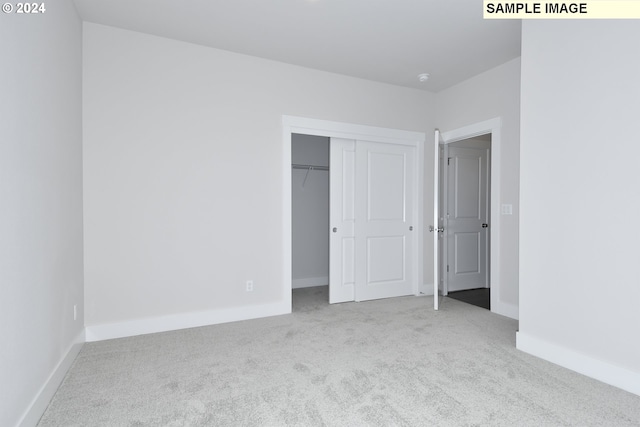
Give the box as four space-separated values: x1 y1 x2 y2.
292 163 329 171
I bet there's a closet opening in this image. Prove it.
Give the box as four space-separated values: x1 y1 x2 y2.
291 133 330 309
283 115 425 313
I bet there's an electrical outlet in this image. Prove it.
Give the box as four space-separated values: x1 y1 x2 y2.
73 304 77 321
246 280 254 292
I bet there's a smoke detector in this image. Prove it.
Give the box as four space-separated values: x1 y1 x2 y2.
418 73 430 83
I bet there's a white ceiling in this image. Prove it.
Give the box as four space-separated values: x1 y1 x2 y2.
73 0 522 92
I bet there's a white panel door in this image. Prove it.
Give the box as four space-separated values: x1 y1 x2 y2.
355 140 414 301
432 130 445 309
329 138 356 303
446 146 489 292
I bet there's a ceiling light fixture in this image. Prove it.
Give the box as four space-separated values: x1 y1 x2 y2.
418 73 430 83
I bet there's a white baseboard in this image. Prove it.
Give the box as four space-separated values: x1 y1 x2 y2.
419 282 434 296
19 330 85 427
85 301 290 342
493 300 519 320
516 332 640 397
292 276 328 289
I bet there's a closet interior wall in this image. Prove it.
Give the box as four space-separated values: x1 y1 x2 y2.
291 134 330 289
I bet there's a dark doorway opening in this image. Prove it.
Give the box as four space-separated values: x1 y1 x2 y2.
447 288 490 310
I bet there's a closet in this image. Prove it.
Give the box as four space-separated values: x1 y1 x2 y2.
284 117 422 305
291 134 330 291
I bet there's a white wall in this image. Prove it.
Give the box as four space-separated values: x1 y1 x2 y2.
0 1 85 425
292 134 329 288
83 23 434 339
517 21 640 395
435 58 521 318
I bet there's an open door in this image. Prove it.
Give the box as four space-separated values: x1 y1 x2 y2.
431 130 445 309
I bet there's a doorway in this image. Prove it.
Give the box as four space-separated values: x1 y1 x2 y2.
283 116 425 312
442 135 491 310
291 134 330 297
433 118 505 315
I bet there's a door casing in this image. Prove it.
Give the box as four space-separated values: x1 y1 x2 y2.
438 118 506 316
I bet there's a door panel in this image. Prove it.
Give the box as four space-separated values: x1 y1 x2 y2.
329 138 356 303
454 232 480 273
341 237 355 287
368 152 406 220
455 156 481 218
355 141 414 301
433 130 445 309
447 146 489 292
367 236 405 284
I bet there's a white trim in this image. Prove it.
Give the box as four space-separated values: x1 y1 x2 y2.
420 282 435 296
18 330 85 427
283 116 425 146
85 301 289 342
283 115 425 302
516 332 640 396
414 131 425 296
292 277 329 289
493 301 519 319
440 118 518 320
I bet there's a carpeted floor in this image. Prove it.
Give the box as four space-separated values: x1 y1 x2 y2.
38 287 640 426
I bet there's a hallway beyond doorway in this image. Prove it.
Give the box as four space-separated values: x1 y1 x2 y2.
447 288 490 310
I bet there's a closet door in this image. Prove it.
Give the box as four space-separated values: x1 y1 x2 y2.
354 140 415 301
329 138 356 303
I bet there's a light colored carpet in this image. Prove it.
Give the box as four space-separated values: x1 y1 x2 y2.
38 287 640 426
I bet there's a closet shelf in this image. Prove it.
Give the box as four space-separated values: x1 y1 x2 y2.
292 163 329 171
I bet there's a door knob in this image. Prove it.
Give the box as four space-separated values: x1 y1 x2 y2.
332 227 337 233
482 223 488 228
409 226 413 231
429 225 444 233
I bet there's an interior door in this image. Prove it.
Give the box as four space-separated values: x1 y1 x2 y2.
329 138 356 303
354 140 414 301
432 130 445 309
446 145 489 292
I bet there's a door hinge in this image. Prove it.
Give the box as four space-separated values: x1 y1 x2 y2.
447 265 449 272
447 157 451 165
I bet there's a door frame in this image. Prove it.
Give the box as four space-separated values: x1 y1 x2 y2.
439 118 504 316
282 115 425 310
